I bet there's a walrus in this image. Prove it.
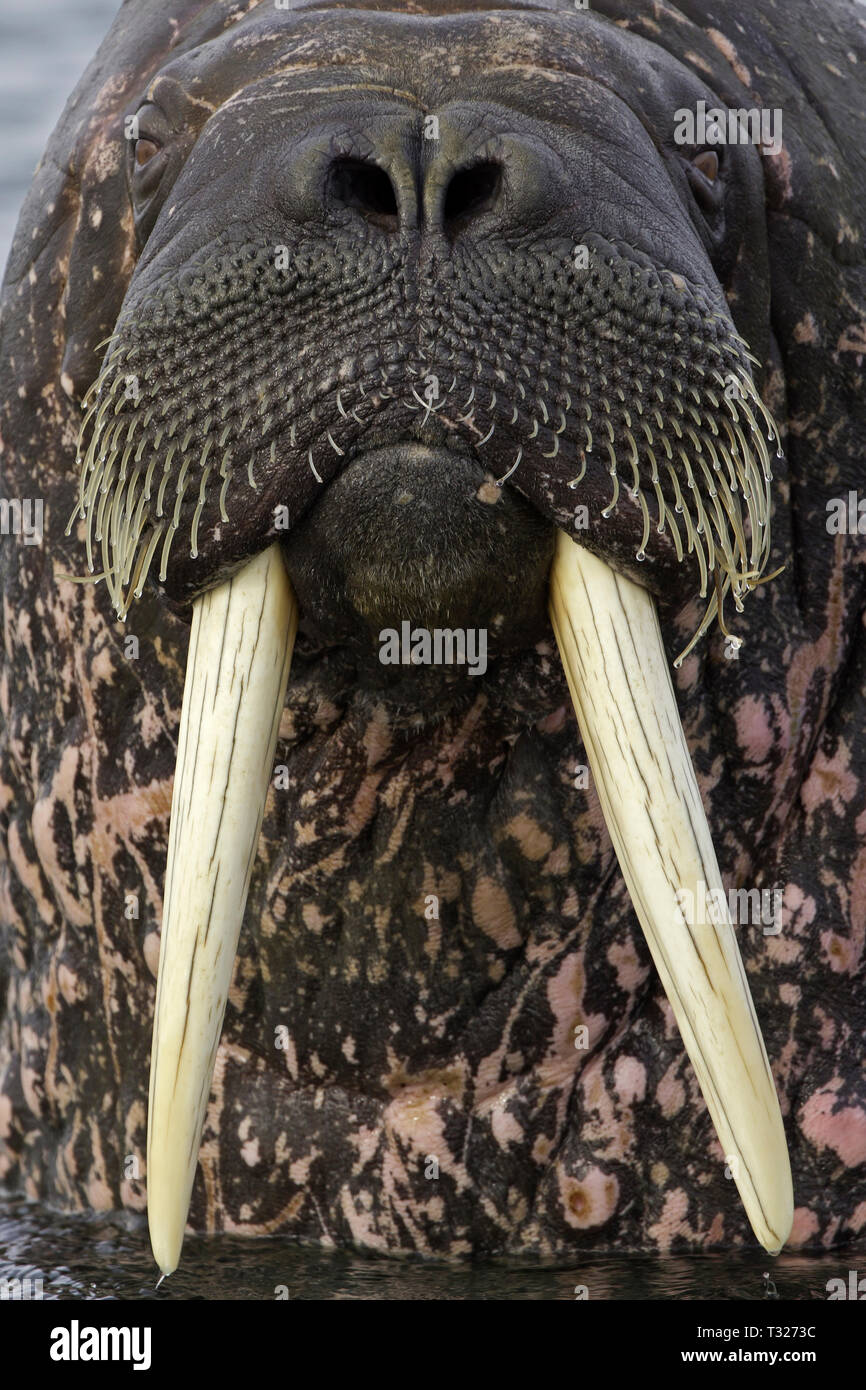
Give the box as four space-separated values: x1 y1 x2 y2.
0 0 864 1276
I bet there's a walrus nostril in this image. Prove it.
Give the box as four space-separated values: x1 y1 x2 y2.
443 160 501 230
328 157 399 228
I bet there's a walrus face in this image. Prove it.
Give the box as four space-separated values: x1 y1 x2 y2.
54 4 809 1271
78 17 777 667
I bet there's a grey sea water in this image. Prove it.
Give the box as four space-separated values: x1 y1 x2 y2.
0 0 121 272
0 0 864 1305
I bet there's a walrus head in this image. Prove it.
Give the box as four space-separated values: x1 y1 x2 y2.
76 25 779 661
10 0 866 1278
61 3 796 1271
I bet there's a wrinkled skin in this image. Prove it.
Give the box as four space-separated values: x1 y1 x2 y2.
0 0 864 1257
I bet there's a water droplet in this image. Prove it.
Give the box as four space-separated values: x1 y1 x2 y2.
636 549 646 561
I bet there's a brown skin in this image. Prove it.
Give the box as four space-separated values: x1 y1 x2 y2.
0 0 864 1256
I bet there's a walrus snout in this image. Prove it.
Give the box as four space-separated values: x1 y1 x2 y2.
315 114 569 242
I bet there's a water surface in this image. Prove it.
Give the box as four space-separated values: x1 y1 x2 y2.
1 1194 859 1300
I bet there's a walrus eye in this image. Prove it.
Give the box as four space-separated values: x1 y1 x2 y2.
134 137 161 168
127 106 179 244
686 148 723 216
692 150 719 183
